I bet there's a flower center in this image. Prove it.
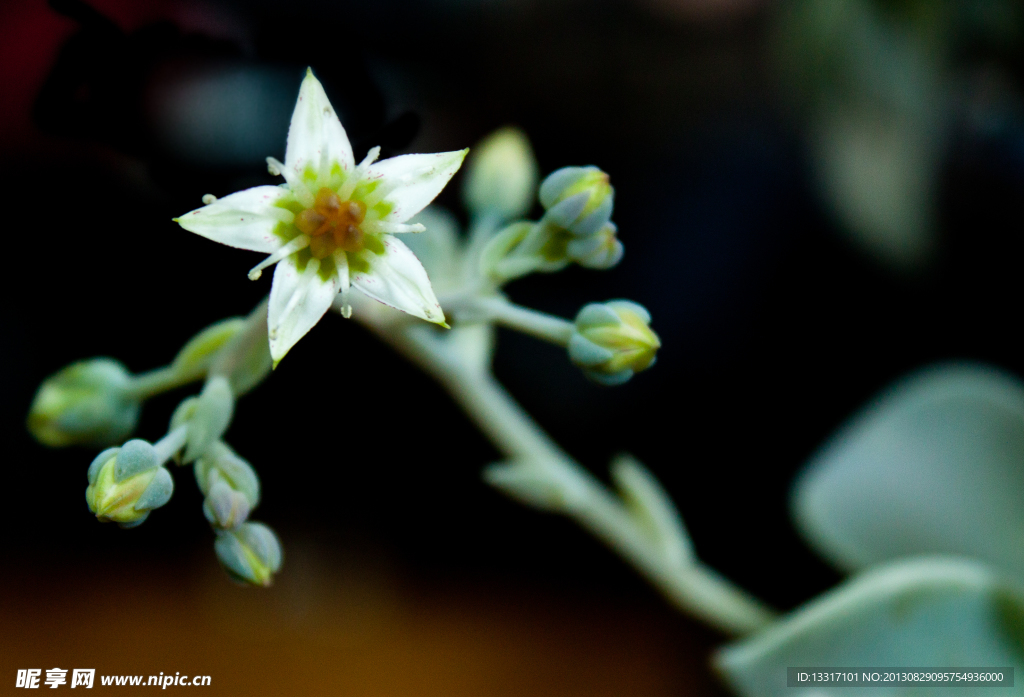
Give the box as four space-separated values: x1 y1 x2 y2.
295 187 367 259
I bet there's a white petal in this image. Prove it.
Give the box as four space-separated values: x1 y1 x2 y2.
365 149 468 223
283 69 355 185
267 254 339 361
350 236 446 325
176 186 293 253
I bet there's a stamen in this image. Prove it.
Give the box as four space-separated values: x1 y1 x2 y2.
248 235 310 280
335 249 351 291
267 157 313 207
337 146 381 200
361 221 426 234
333 224 364 252
335 251 352 318
202 194 217 205
358 146 381 170
315 187 342 214
296 209 327 236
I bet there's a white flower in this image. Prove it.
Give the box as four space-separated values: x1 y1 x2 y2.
176 69 467 362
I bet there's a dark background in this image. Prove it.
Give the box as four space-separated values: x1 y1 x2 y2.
2 0 1023 694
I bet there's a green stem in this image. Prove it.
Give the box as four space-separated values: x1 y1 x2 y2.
447 295 575 347
126 299 270 400
395 325 561 462
127 366 199 400
153 425 189 464
464 212 503 277
209 298 272 395
383 323 776 636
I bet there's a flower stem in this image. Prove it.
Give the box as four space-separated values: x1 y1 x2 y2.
153 425 189 465
127 366 198 400
382 323 775 636
448 295 575 347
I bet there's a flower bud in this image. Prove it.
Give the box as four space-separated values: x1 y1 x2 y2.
463 126 539 221
569 301 660 385
539 166 614 237
204 477 251 529
195 441 260 529
566 222 624 270
28 359 140 448
195 441 260 505
85 440 174 527
214 522 282 586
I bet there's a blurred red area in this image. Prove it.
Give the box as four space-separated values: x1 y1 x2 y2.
0 0 237 144
0 0 73 140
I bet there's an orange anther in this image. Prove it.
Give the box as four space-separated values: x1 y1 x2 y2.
314 187 342 214
333 224 364 252
297 188 368 257
296 209 327 236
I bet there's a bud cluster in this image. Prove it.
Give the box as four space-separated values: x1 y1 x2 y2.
465 128 624 284
478 166 622 282
537 166 622 269
416 127 660 385
31 302 283 586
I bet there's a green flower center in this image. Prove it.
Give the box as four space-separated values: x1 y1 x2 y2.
295 187 367 259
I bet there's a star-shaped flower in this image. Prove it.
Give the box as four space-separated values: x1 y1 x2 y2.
176 69 467 361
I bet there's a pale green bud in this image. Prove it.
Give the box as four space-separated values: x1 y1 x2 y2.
566 222 624 270
479 221 537 280
194 441 260 505
195 441 260 529
569 301 660 385
28 359 139 448
204 477 251 529
463 126 539 221
214 522 282 586
85 440 174 527
539 166 614 237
